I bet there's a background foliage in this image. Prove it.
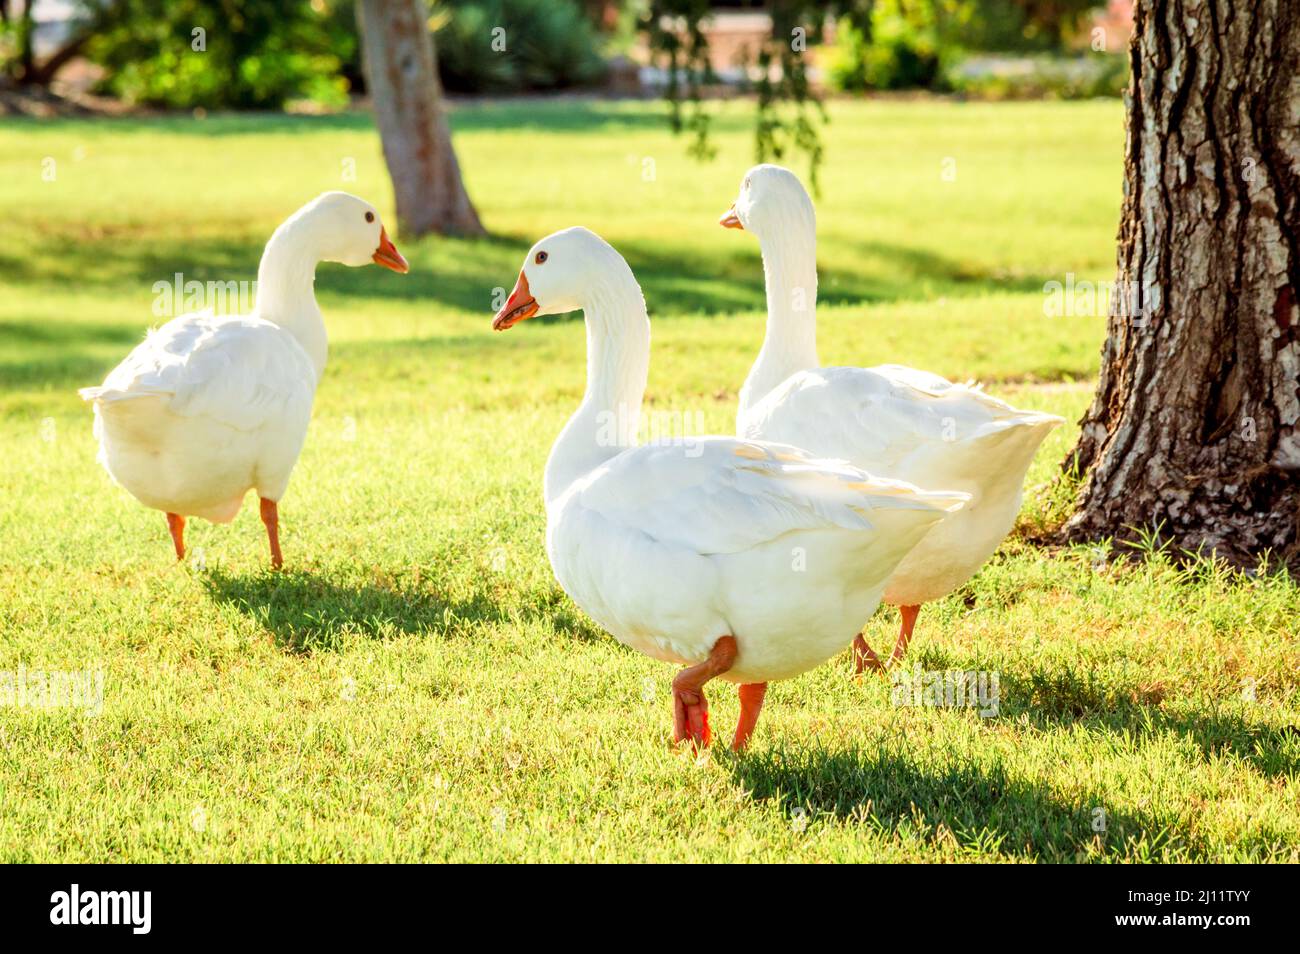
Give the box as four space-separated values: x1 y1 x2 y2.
87 0 355 109
55 0 606 109
2 0 1123 118
433 0 607 94
827 0 1119 93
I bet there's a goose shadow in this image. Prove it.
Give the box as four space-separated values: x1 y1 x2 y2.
908 644 1300 783
201 566 600 653
726 744 1210 861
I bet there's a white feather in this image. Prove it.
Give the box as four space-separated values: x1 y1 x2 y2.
80 192 395 525
521 228 970 686
728 165 1064 605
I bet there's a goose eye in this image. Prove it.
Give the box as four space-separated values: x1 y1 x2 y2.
535 251 548 264
744 177 751 190
365 211 375 223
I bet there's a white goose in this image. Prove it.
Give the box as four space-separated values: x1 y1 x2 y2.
491 227 969 749
80 192 408 567
720 165 1063 672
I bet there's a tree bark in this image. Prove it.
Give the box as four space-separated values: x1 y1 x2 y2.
1061 0 1300 567
355 0 485 237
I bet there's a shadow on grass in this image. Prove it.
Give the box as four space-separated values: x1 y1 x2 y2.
727 745 1196 861
0 98 720 139
0 227 1060 321
0 318 143 393
1 215 1067 398
201 567 492 652
913 644 1300 783
201 566 602 653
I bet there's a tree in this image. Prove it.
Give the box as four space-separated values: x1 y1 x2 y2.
644 0 854 191
355 0 484 237
1061 0 1300 567
1 0 102 88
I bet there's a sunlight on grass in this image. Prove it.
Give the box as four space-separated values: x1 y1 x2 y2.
0 99 1295 862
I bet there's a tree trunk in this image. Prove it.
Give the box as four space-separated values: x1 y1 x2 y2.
21 32 91 86
13 0 35 82
355 0 485 237
1061 0 1300 568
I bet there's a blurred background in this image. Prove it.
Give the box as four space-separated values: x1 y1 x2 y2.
0 0 1128 442
2 0 1131 113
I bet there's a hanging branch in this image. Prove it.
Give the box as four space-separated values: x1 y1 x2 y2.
643 1 874 191
643 0 717 162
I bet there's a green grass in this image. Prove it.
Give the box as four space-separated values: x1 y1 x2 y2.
0 98 1296 862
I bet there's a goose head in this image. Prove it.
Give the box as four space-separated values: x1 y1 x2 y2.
298 191 409 273
719 164 815 239
493 227 636 331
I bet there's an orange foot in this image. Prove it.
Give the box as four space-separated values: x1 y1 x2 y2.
892 604 921 665
671 636 738 750
166 512 186 562
853 633 886 675
259 497 283 570
732 682 768 751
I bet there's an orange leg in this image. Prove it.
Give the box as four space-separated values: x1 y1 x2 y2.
891 604 921 665
732 682 769 751
671 636 738 749
853 633 886 674
166 512 186 562
259 497 283 569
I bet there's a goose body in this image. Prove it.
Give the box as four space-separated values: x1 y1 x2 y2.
548 435 965 684
722 165 1063 664
740 362 1061 607
493 227 968 746
80 192 408 564
83 313 317 524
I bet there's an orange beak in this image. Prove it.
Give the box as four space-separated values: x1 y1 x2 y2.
719 206 744 230
372 227 409 273
492 269 539 331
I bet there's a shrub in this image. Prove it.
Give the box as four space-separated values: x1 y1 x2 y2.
827 0 956 92
826 0 1103 93
433 0 607 94
89 0 352 110
84 0 606 109
945 53 1129 100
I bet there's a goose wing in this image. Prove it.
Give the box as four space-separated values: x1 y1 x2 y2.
575 435 967 557
79 312 316 431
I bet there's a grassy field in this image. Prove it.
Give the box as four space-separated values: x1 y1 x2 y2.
0 97 1296 862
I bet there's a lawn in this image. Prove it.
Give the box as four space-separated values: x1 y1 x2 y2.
0 97 1296 862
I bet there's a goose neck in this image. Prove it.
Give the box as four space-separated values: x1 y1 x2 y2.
255 218 328 380
740 225 820 416
544 273 650 506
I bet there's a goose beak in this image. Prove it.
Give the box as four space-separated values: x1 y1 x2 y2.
493 270 539 331
372 228 409 273
719 206 744 230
